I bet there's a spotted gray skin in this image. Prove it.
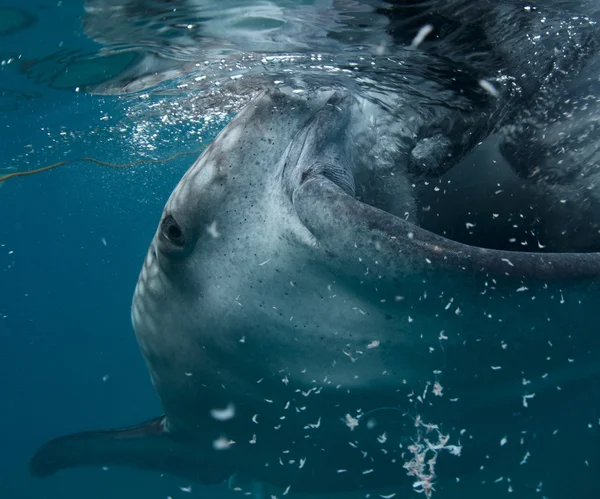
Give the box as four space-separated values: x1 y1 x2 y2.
30 87 600 496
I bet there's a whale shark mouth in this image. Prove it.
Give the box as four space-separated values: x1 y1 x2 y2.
294 175 600 280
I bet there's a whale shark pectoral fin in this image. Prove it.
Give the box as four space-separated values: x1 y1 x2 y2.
293 175 600 281
30 416 232 484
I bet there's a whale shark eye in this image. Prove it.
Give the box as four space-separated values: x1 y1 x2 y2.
160 215 186 247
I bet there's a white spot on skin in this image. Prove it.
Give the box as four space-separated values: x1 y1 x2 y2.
210 403 236 421
206 221 220 238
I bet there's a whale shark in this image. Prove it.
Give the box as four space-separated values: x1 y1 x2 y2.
30 84 600 496
29 1 600 497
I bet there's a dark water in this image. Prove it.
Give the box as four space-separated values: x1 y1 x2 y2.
1 1 600 498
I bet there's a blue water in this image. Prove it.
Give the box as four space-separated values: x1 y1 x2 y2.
2 1 600 498
0 4 213 497
0 90 174 498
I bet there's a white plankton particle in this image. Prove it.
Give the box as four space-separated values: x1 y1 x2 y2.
520 451 530 465
213 437 235 450
102 374 110 382
362 469 374 475
378 432 387 444
299 457 306 469
522 393 535 408
206 221 220 238
283 486 291 495
306 417 321 429
516 286 528 292
344 414 359 431
500 437 508 446
180 486 192 493
343 414 358 431
252 414 259 424
445 445 462 456
432 382 443 397
210 403 236 421
250 434 257 444
501 258 515 267
337 469 347 474
479 79 500 97
380 494 396 498
410 24 433 48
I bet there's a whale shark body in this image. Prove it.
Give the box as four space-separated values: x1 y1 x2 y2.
30 85 600 496
30 1 600 497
